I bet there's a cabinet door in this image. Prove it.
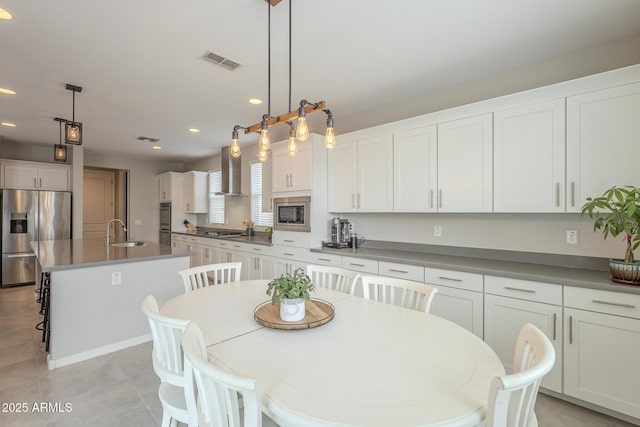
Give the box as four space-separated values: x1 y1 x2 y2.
271 148 291 192
200 245 219 265
3 164 38 189
430 285 483 339
158 173 171 202
328 139 358 212
272 258 306 277
564 308 640 418
494 99 565 212
37 165 69 191
566 82 640 212
393 126 437 212
357 133 394 212
183 172 195 212
289 143 312 191
261 157 273 212
248 255 275 280
484 294 562 392
437 114 493 212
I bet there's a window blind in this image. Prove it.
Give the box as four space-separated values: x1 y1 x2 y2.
208 170 225 224
250 162 273 227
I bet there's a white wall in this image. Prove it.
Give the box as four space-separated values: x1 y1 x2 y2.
84 150 183 242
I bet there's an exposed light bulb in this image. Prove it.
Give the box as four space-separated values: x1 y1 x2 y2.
287 136 297 156
257 149 268 163
295 116 309 142
258 129 271 151
324 127 336 149
230 129 241 158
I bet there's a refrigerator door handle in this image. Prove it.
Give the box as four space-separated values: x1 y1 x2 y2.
7 253 36 258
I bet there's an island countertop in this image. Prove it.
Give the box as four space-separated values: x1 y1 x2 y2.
34 239 192 272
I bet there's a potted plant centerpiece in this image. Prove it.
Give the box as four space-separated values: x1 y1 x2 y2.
582 185 640 285
266 268 315 322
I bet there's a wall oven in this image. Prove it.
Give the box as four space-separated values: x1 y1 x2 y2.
159 202 171 245
273 196 310 232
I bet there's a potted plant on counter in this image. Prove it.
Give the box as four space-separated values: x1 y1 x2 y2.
582 185 640 285
266 268 315 321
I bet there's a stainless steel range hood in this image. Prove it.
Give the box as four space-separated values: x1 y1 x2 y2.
215 146 242 195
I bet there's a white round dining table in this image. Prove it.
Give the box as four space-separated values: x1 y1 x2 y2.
161 280 504 427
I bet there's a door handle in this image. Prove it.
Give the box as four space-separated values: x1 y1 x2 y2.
430 190 434 209
569 315 573 344
33 178 37 188
555 182 560 207
7 253 36 258
552 313 557 340
438 189 442 209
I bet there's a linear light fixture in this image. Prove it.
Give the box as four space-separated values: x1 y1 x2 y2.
229 0 336 162
64 84 83 145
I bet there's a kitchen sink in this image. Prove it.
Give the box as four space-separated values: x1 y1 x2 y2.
110 241 149 247
204 231 247 238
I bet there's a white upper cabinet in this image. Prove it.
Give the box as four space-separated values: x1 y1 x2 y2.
566 82 640 212
494 99 565 212
437 114 493 212
272 142 312 192
394 126 438 212
2 160 70 191
183 171 207 213
328 133 393 213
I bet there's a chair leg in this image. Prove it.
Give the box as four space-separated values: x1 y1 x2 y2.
169 418 178 427
161 411 172 427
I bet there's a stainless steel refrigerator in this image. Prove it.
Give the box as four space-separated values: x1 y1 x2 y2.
1 189 71 288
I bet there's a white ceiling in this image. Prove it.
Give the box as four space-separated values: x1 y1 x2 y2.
1 0 640 163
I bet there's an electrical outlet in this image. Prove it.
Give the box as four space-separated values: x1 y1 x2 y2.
434 225 442 237
111 272 122 285
566 230 578 245
134 219 141 225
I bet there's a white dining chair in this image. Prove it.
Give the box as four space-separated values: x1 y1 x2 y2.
141 294 193 427
360 275 438 313
179 262 242 292
306 265 360 294
485 323 556 427
181 321 280 427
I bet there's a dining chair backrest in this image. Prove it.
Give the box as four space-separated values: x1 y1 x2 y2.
179 262 242 293
141 294 190 386
360 275 438 313
486 323 556 427
182 321 264 427
306 265 360 294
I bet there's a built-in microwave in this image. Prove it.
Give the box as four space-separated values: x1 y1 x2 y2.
273 196 310 232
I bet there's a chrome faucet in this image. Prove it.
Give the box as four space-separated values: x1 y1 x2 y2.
106 219 127 246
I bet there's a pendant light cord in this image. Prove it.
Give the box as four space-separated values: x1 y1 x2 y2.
267 2 271 117
288 0 292 113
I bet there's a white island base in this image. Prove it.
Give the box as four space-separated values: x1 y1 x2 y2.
37 240 190 370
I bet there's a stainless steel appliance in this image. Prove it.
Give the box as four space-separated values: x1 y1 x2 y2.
1 189 71 287
331 217 351 248
159 201 171 245
273 196 311 232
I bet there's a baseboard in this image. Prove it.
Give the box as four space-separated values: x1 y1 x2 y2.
47 334 152 370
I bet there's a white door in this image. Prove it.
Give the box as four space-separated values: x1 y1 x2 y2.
564 308 640 418
83 169 115 240
328 139 358 212
357 133 394 212
394 126 437 212
494 99 565 212
437 114 493 212
430 285 483 339
566 82 640 212
484 294 562 392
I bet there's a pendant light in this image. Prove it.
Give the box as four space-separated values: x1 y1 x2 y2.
64 84 83 145
53 117 67 162
230 125 245 158
287 122 297 155
324 110 336 149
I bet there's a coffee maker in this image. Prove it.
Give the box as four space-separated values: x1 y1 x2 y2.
324 217 351 248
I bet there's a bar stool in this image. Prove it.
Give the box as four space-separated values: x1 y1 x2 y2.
35 272 51 351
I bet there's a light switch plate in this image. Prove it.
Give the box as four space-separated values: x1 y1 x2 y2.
111 272 122 285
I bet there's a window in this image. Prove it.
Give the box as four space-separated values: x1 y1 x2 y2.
250 162 273 227
208 170 225 224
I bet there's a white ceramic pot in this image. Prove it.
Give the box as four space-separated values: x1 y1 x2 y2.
280 298 306 322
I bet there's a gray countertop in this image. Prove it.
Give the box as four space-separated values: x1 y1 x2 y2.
35 239 192 272
172 230 273 246
311 246 640 295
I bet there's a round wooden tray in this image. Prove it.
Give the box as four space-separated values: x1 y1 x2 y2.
254 298 335 330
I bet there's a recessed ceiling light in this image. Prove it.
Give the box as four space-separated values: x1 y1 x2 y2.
1 122 16 127
249 99 262 105
0 8 13 20
0 87 16 95
152 145 162 150
188 128 200 133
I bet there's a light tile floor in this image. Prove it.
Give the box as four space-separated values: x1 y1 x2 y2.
0 284 637 426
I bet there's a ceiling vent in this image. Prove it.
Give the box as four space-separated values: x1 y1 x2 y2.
136 136 159 142
202 50 242 71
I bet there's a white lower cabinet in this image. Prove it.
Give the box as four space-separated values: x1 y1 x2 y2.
171 234 200 267
564 287 640 419
484 276 562 393
378 261 424 282
200 244 218 265
426 268 484 339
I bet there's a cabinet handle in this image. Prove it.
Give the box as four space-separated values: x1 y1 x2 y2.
552 313 557 341
318 258 331 262
438 189 442 209
569 315 573 344
504 286 536 293
438 276 462 282
352 194 356 208
430 190 434 209
290 174 294 188
350 263 365 267
40 178 42 188
220 243 227 246
283 252 294 256
592 299 636 309
555 182 560 207
252 248 262 251
357 194 361 208
34 177 37 188
271 198 274 210
284 239 294 243
389 269 408 274
570 182 575 208
233 245 241 248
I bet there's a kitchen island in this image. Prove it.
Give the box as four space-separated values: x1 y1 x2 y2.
34 239 191 369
